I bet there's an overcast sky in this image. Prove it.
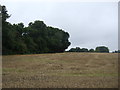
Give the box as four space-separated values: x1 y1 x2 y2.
1 0 118 51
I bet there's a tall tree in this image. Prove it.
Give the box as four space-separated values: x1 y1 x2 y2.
2 5 71 55
2 5 10 23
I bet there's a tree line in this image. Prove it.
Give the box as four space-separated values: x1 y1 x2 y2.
112 50 120 53
2 5 71 55
1 5 118 55
68 46 109 53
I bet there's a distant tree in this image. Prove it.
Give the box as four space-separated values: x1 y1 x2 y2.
69 46 110 53
75 47 81 52
69 48 76 52
81 48 88 52
117 50 120 53
69 47 81 52
69 47 89 52
89 49 94 52
95 46 109 53
112 50 120 53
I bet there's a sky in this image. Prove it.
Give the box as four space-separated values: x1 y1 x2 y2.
1 0 118 51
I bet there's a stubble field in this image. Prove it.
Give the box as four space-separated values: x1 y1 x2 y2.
2 53 118 88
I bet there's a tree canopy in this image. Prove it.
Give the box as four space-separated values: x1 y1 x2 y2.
95 46 109 53
69 47 89 52
112 50 120 53
2 6 71 55
69 46 109 53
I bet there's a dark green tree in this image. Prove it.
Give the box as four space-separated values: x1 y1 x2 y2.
112 50 120 53
69 47 89 52
2 5 71 55
69 47 80 52
89 49 94 52
2 5 10 23
81 48 88 52
95 46 109 53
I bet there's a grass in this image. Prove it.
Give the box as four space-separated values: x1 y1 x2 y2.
2 52 118 88
60 73 118 77
3 68 25 72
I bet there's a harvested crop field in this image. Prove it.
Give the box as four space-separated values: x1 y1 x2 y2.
2 53 118 88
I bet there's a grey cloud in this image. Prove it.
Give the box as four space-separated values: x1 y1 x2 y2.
1 1 118 51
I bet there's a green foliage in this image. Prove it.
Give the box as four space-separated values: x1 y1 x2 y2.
69 46 109 53
2 5 10 23
69 47 89 52
112 50 120 53
81 48 88 52
95 46 109 53
89 49 94 52
2 6 71 55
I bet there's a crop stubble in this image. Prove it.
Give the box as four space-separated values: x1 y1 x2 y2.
2 53 118 88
